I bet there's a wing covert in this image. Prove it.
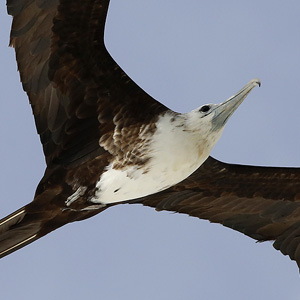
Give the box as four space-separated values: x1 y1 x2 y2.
8 0 168 168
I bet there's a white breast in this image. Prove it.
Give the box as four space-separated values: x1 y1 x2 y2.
91 111 223 205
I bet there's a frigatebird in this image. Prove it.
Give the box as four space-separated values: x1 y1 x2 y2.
1 0 300 276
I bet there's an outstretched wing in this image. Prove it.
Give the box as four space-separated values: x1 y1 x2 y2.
8 0 168 168
135 156 300 267
1 0 169 259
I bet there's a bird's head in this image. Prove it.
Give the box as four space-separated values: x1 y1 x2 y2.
184 79 261 157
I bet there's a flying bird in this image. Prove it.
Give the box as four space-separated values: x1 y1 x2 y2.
2 0 300 273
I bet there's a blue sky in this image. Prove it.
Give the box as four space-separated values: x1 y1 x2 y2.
0 0 300 299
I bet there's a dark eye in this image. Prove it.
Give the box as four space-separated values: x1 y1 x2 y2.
199 105 211 113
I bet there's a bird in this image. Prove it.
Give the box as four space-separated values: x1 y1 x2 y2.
1 0 300 274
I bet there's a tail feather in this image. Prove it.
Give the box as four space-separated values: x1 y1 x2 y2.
0 202 109 259
0 207 42 258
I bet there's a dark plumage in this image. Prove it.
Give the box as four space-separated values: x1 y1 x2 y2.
1 0 300 272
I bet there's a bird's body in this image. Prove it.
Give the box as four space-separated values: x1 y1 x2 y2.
92 111 207 205
1 0 300 281
71 92 248 205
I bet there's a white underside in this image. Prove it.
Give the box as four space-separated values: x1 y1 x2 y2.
91 111 223 205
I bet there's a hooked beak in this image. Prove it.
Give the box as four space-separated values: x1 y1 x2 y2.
212 78 261 131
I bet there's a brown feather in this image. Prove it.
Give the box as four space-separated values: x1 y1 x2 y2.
9 0 167 168
133 156 300 267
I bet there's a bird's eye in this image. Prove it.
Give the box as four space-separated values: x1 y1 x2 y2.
199 105 211 113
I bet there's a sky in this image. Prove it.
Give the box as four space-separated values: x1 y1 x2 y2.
0 0 300 299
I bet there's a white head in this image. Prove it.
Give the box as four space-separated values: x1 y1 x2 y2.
184 79 261 158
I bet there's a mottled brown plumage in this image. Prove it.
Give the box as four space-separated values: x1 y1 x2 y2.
1 0 300 273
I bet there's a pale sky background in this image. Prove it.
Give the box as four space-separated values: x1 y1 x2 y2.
0 0 300 299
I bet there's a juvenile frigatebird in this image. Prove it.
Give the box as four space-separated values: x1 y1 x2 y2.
1 0 300 280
